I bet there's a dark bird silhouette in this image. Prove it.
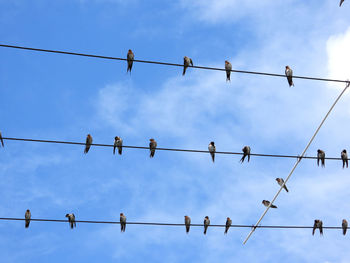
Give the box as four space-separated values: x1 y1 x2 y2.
127 49 134 73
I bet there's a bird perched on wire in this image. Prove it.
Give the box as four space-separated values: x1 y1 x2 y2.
149 138 157 158
312 219 323 236
262 200 277 208
224 217 232 234
341 149 348 168
183 56 193 76
276 178 289 192
340 0 345 6
127 49 134 73
25 209 31 228
208 141 216 163
317 149 325 167
66 213 76 229
84 134 93 154
285 66 294 87
120 213 126 232
203 216 210 235
342 219 348 235
184 216 191 234
225 60 232 82
113 136 123 155
240 146 251 163
0 131 4 147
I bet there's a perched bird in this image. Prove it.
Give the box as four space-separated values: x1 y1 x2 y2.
240 146 251 163
127 49 134 73
120 213 126 232
341 149 348 168
224 217 232 234
276 178 289 192
65 213 76 229
183 56 193 76
149 138 157 158
262 200 277 208
342 219 348 235
84 134 93 154
317 149 325 167
312 219 323 236
203 216 210 235
25 209 31 228
285 66 294 87
0 131 4 147
340 0 345 6
208 141 216 163
113 136 123 155
184 216 191 233
225 60 232 82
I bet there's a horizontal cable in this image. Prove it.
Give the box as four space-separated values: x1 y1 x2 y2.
0 217 345 229
2 137 347 161
0 44 349 84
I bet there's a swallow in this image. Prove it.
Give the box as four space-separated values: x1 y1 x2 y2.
0 131 4 147
240 146 251 163
317 149 325 167
225 61 232 82
208 141 216 163
204 216 210 235
312 219 323 236
342 219 348 235
149 138 157 158
25 209 31 228
113 136 123 155
340 0 345 6
120 213 126 232
65 213 76 229
184 215 191 233
127 49 134 73
224 217 232 234
276 178 289 192
84 134 93 154
183 56 193 76
262 200 277 208
341 149 348 168
285 66 294 87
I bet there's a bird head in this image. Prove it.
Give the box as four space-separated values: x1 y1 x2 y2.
120 213 124 216
343 149 347 153
227 217 230 220
26 209 30 212
343 219 347 223
210 141 215 145
286 66 290 69
128 49 132 53
65 214 70 218
205 216 209 219
150 138 154 142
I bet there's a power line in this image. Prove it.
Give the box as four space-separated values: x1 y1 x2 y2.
0 43 349 84
243 82 350 244
0 217 346 230
2 137 349 161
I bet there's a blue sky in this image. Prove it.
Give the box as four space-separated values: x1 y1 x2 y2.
1 0 350 262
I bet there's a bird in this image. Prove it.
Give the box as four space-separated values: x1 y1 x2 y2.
113 136 123 155
262 200 277 208
224 217 232 234
340 0 345 7
65 213 76 229
312 219 323 236
342 219 348 235
317 149 325 167
149 138 157 158
183 56 193 76
84 134 93 154
208 141 216 163
225 60 232 82
240 146 251 163
120 213 126 232
341 149 348 168
204 216 210 235
25 209 31 228
184 216 191 233
285 66 294 87
0 131 4 147
127 49 134 73
276 178 289 192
